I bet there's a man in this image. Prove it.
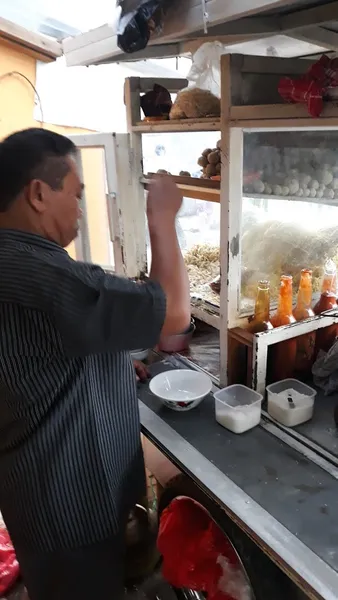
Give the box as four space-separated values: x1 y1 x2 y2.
0 128 190 599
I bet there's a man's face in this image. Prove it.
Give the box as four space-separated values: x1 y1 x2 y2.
28 155 83 248
50 156 83 248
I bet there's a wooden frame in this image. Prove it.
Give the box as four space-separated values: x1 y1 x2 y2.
124 75 222 328
68 132 145 277
218 54 338 388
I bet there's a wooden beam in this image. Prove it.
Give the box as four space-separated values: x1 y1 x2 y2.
287 26 338 52
0 17 61 62
182 16 281 39
280 1 338 31
157 0 303 42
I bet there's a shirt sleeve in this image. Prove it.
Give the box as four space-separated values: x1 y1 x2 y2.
50 260 167 356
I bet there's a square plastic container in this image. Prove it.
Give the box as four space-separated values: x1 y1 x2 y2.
214 385 263 434
266 379 316 427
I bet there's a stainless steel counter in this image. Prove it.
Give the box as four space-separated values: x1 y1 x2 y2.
139 353 338 600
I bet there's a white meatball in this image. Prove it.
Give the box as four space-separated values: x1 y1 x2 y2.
273 184 282 196
310 179 320 190
287 179 299 194
309 188 317 198
281 186 290 196
296 189 304 197
318 170 334 186
265 184 272 195
324 188 335 199
316 189 324 199
331 178 338 190
253 180 265 194
300 174 311 186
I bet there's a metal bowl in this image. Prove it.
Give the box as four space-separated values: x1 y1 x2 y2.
159 320 195 353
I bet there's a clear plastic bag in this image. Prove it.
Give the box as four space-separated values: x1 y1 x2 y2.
169 42 225 120
186 41 226 98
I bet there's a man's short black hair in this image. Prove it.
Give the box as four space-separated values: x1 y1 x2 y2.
0 128 77 212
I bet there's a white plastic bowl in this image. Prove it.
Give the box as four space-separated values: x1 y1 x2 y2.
149 369 212 411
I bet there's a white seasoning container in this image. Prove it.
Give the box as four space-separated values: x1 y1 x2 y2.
214 385 263 434
266 379 316 427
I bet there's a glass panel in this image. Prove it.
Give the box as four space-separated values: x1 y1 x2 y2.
143 132 221 306
241 130 338 313
143 131 220 178
80 147 114 269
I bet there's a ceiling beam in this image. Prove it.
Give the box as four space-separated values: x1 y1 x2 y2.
181 16 281 39
153 0 301 43
280 1 338 31
288 26 338 52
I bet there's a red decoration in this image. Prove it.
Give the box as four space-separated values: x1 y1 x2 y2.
157 497 249 600
278 54 338 117
0 527 20 595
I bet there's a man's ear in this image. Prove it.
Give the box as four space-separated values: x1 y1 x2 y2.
26 179 47 213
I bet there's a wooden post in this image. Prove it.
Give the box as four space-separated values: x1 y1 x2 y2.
124 78 147 275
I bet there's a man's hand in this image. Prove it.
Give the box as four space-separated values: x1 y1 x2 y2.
133 359 150 382
147 176 183 226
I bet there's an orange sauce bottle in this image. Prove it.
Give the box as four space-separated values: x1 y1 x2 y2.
270 275 297 381
293 269 315 373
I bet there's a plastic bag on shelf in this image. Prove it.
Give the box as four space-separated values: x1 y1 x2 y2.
186 42 225 98
0 527 20 595
170 42 225 120
117 0 166 54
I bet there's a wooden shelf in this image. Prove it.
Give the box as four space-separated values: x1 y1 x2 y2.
142 182 338 206
245 192 338 207
230 102 338 125
142 177 220 203
132 117 221 134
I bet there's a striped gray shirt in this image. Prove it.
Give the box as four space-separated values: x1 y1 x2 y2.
0 230 165 553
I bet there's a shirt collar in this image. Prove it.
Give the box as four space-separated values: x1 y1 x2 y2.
0 229 67 254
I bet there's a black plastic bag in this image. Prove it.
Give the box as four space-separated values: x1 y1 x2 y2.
140 84 172 118
117 0 165 54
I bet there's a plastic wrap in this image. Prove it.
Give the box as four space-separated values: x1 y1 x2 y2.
117 0 166 53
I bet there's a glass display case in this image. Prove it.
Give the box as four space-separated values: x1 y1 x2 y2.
142 131 221 312
240 130 338 315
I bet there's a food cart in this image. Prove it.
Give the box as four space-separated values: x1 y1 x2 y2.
62 14 338 599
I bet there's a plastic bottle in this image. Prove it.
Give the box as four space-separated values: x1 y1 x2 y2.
314 259 338 354
270 275 297 381
293 269 315 373
248 280 273 333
